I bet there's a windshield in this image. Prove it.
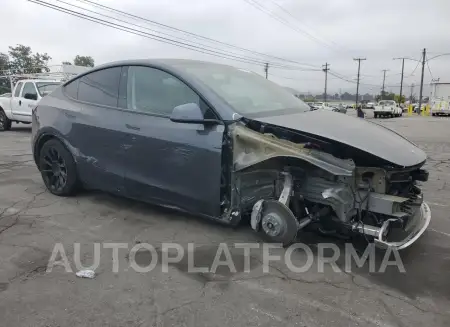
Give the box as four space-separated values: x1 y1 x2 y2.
379 100 395 106
36 82 60 97
174 62 310 118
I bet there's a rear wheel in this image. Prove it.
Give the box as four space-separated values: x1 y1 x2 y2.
374 113 378 118
0 109 12 131
39 139 78 196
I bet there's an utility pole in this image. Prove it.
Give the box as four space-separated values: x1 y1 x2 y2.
353 58 366 108
393 58 405 103
410 83 415 103
322 62 330 103
418 48 426 113
264 63 269 79
381 69 389 100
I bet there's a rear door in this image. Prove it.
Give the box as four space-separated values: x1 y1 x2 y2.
120 65 224 217
65 66 128 194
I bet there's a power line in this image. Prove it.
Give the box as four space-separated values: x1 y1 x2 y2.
426 54 434 80
267 0 348 53
407 60 421 77
55 0 290 68
76 0 320 69
242 0 339 52
29 0 315 70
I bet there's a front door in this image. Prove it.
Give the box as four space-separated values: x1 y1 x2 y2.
19 82 39 118
10 81 23 118
120 66 224 217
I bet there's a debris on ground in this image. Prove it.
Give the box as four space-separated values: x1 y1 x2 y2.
75 270 96 279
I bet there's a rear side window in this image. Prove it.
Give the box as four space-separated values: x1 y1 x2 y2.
64 79 79 99
14 82 23 97
77 67 121 107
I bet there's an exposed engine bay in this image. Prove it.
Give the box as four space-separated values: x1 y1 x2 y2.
222 119 431 249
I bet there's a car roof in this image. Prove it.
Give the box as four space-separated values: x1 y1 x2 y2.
92 58 235 71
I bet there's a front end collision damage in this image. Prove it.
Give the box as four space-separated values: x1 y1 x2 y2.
225 121 431 250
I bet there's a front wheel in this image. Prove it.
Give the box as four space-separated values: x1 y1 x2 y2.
39 139 78 196
258 200 298 247
0 109 12 131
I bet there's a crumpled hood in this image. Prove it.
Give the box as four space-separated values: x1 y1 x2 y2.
253 109 426 168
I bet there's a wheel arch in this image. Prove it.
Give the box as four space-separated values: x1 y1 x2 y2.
33 130 77 166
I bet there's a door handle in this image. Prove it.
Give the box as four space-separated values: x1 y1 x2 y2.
19 100 21 106
125 124 140 131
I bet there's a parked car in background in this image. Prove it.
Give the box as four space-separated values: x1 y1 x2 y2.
311 102 338 112
413 103 427 113
345 103 354 109
31 59 431 248
305 102 317 110
0 79 60 131
374 100 402 118
365 102 375 109
332 103 347 114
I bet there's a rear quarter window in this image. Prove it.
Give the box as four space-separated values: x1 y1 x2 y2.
64 79 79 99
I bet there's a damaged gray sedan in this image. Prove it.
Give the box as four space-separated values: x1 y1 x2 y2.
31 59 430 249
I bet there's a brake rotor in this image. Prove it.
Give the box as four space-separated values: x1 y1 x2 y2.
259 200 298 246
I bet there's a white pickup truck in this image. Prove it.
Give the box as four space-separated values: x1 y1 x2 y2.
0 79 60 131
373 100 402 118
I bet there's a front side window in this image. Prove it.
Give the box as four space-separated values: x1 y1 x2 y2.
14 82 23 97
22 82 38 98
126 66 201 116
172 62 310 118
78 67 121 107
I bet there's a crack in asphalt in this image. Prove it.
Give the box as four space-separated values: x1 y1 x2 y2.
0 190 47 234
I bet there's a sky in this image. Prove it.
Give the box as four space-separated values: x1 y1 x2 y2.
1 0 449 96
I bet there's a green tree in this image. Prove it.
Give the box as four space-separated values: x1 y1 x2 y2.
0 52 9 71
8 44 51 74
394 94 406 103
73 55 94 67
62 61 72 65
0 53 11 93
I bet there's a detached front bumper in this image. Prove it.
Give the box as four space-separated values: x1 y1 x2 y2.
374 202 431 250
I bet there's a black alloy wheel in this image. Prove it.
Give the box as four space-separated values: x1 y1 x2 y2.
39 139 78 195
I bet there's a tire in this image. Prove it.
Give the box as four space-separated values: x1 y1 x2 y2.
0 109 12 131
39 139 78 196
374 113 378 118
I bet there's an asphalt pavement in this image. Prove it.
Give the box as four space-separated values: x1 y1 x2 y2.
0 115 449 327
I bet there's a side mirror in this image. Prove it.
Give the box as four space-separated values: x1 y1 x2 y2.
24 93 38 101
170 103 204 123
